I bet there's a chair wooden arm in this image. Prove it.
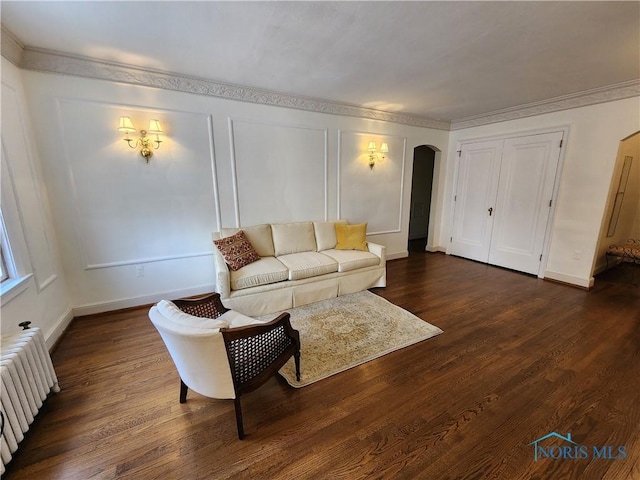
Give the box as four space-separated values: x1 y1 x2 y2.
172 293 229 319
221 313 301 396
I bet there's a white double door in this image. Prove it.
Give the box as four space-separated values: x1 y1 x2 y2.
450 132 563 275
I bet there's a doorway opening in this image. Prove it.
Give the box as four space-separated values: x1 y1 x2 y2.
408 145 437 253
594 130 640 284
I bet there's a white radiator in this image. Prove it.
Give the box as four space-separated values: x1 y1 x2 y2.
1 327 59 473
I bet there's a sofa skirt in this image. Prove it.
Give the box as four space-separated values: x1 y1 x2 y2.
220 266 386 317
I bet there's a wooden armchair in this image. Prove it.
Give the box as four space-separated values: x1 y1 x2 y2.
149 293 300 439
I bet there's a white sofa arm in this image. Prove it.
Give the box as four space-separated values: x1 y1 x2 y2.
367 242 386 263
212 246 231 298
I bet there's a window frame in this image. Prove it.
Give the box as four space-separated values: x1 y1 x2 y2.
0 208 32 303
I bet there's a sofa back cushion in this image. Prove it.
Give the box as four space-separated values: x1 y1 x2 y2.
220 223 275 257
314 220 348 251
271 221 316 256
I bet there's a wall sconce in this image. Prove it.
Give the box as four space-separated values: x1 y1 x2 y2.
367 142 389 169
118 116 164 163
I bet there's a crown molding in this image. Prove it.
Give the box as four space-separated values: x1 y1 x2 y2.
451 79 640 130
1 25 24 67
16 46 451 131
3 35 638 132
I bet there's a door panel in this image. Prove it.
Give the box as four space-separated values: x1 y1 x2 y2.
488 132 563 274
450 140 502 262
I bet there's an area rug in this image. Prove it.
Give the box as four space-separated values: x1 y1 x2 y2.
258 291 443 388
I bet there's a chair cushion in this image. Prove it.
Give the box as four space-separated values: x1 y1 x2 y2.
277 252 338 280
220 224 275 257
157 300 230 330
271 222 316 256
320 249 380 272
230 257 289 291
314 220 347 251
335 222 368 251
214 230 261 271
218 310 265 328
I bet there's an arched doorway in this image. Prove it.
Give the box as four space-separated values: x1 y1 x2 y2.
408 145 437 253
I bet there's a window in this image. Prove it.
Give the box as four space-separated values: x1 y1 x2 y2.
1 210 14 283
0 209 30 302
1 249 9 283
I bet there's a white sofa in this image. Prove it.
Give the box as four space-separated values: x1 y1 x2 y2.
212 220 386 316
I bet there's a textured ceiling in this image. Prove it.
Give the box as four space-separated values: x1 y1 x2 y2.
2 1 639 122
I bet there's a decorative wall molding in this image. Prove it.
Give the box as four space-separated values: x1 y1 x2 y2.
228 118 329 226
451 80 640 130
4 36 639 133
18 46 451 131
2 81 59 292
337 130 406 235
54 98 217 270
207 115 222 232
86 252 213 271
0 26 24 67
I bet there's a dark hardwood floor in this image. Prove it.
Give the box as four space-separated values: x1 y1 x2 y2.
5 252 640 479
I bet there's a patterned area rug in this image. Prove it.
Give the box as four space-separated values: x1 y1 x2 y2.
260 290 443 388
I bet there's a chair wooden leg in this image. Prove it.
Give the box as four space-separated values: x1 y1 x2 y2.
294 351 301 381
179 379 188 403
233 397 245 440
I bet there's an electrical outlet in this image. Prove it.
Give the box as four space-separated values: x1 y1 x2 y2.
135 265 145 277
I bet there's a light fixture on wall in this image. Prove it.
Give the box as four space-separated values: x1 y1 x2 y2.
118 116 164 163
367 141 389 169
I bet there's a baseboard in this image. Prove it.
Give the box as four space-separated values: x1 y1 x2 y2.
543 271 594 290
593 257 622 275
426 245 446 253
45 307 74 351
72 284 216 317
387 251 409 260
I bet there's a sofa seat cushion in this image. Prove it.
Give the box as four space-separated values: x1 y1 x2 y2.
277 252 339 280
320 249 380 272
230 257 289 291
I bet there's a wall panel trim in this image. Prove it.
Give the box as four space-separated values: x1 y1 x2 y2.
228 117 329 225
85 252 213 270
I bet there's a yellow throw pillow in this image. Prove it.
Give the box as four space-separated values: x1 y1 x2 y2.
335 223 368 251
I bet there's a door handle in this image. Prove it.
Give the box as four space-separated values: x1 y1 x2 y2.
488 207 493 216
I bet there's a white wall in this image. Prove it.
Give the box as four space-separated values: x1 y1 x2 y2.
1 58 73 347
19 69 449 314
446 97 640 287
